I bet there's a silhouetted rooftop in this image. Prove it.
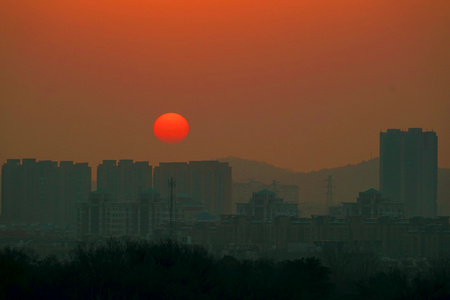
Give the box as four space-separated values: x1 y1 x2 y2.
362 188 382 194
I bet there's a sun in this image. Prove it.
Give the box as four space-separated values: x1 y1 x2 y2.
153 113 189 144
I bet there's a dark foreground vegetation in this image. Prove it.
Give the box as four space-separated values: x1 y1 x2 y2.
0 240 449 300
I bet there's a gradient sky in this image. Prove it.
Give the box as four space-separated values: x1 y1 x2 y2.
1 0 449 172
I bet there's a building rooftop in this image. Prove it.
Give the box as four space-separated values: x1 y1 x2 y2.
362 188 382 194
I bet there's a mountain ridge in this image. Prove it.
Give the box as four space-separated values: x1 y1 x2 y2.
217 156 450 216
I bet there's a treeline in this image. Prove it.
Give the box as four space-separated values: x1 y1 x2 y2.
0 240 449 299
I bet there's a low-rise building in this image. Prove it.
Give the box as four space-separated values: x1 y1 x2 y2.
329 189 405 218
76 189 205 239
236 189 298 222
233 180 299 214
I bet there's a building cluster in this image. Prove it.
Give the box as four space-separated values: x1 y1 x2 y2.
1 159 91 226
153 161 232 216
0 128 442 258
329 189 405 219
77 161 298 238
1 159 234 229
236 189 298 221
327 128 438 220
181 215 450 259
76 188 205 238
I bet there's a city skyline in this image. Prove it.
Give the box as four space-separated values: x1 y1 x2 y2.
1 0 449 172
1 1 450 298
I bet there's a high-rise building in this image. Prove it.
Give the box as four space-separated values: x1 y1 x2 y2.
1 159 24 222
1 159 91 225
97 160 152 201
189 161 232 216
59 161 91 225
1 159 59 224
153 160 232 216
153 162 190 199
380 128 438 217
97 160 118 198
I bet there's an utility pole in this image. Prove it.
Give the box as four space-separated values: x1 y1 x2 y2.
168 177 176 240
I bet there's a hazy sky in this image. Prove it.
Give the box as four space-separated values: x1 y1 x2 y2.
1 0 449 172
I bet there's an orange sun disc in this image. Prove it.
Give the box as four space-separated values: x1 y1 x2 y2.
153 113 189 144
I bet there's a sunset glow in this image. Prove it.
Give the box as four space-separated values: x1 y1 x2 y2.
153 113 189 144
0 0 449 171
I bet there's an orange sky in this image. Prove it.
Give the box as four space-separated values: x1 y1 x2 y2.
1 0 449 172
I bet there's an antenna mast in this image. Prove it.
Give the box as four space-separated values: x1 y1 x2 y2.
168 177 176 239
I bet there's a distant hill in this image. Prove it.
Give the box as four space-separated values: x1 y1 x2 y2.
217 157 450 216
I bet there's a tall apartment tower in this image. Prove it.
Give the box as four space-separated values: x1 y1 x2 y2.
153 160 232 216
1 159 91 225
59 161 91 225
380 128 438 217
189 161 232 216
1 159 59 224
97 160 152 201
1 159 26 222
153 162 190 199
